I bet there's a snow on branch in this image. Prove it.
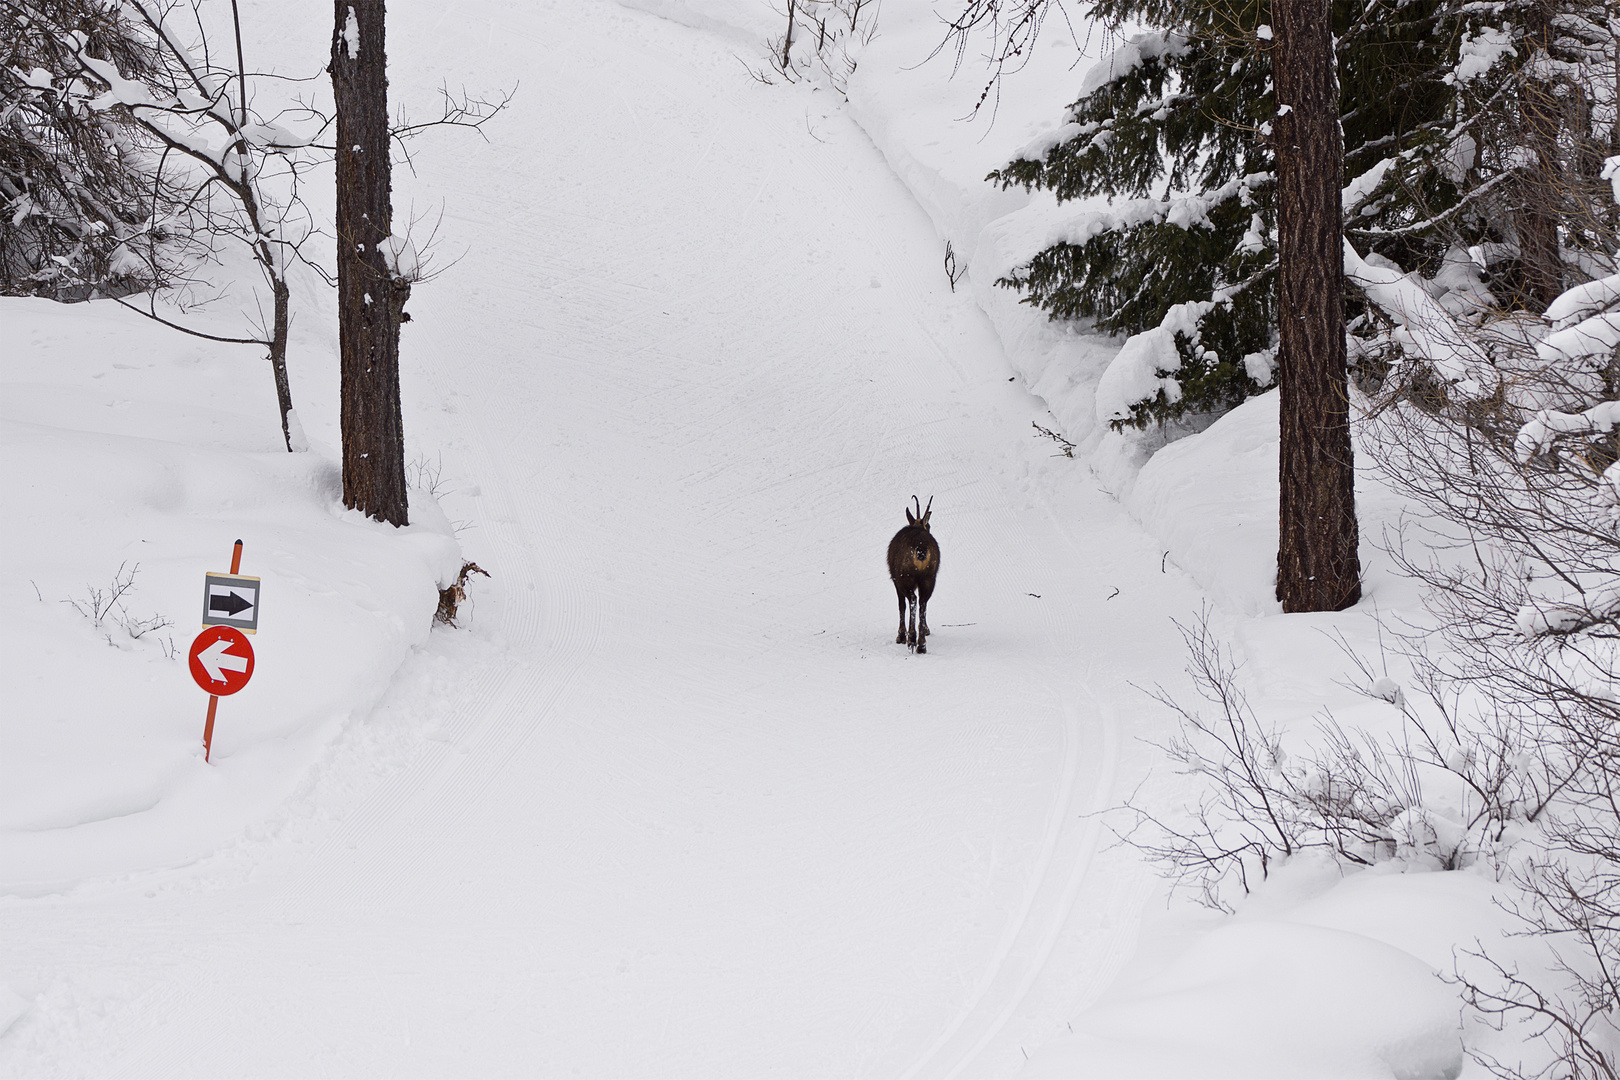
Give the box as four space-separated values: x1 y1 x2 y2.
1516 402 1620 462
70 37 173 111
1537 313 1620 367
1075 29 1192 97
1536 271 1620 366
1344 238 1483 392
1094 300 1213 426
1042 171 1272 249
1447 25 1516 84
1013 86 1193 164
1515 574 1620 639
1544 272 1620 328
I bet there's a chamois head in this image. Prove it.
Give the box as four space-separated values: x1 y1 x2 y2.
905 494 933 531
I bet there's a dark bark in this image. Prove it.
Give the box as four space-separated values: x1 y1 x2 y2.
1515 0 1565 314
1273 0 1362 612
332 0 409 526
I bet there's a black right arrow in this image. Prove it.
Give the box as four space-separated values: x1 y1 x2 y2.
210 591 253 616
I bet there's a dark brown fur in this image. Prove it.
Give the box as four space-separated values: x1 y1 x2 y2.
887 496 940 653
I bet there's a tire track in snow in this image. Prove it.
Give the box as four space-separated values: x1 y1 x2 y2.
947 686 1127 1079
897 669 1120 1080
914 468 1194 1077
938 479 1184 1074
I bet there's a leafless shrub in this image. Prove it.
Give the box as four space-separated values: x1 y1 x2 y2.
1461 889 1620 1080
1359 348 1617 1075
751 0 880 91
61 561 175 653
1114 609 1561 910
117 609 173 639
408 452 450 499
62 560 140 628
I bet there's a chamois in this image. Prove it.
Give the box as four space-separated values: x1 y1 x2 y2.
887 495 940 653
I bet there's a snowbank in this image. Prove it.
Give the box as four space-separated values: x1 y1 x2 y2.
0 297 460 892
1022 856 1504 1079
1024 920 1462 1078
1126 391 1281 614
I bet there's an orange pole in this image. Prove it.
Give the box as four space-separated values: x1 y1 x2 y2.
230 539 243 575
203 694 219 762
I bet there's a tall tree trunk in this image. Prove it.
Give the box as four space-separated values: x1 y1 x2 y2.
1273 0 1361 612
1516 0 1565 314
332 0 409 526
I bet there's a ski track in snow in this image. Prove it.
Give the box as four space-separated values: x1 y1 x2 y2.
1 2 1208 1076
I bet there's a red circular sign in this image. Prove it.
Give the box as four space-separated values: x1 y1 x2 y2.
188 626 256 695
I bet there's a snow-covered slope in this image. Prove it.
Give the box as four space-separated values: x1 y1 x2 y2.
0 1 1542 1077
0 295 461 887
2 1 1201 1074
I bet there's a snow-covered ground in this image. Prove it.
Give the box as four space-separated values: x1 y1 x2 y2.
0 1 1543 1076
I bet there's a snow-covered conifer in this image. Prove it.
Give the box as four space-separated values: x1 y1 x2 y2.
976 0 1617 430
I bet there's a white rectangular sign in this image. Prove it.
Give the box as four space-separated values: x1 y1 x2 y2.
202 573 261 633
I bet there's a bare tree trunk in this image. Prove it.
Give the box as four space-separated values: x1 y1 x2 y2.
1273 0 1362 612
231 0 296 453
331 0 409 526
782 0 796 69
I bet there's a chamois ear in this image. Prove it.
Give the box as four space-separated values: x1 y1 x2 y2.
906 507 916 525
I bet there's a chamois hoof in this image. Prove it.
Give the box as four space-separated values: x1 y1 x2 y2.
896 633 908 645
915 642 927 654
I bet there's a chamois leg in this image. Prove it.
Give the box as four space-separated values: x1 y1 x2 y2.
918 577 934 641
895 585 909 645
907 593 918 650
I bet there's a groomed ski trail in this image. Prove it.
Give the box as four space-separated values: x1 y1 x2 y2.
0 3 1208 1077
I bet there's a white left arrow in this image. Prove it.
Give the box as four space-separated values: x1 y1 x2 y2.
198 639 250 683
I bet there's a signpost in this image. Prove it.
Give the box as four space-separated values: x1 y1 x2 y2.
190 540 260 762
